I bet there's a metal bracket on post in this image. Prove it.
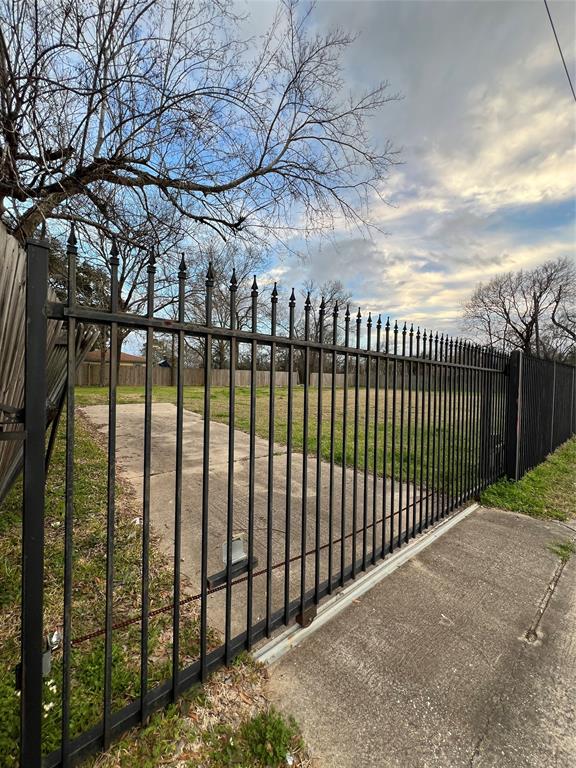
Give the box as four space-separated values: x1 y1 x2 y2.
504 350 523 481
20 239 49 768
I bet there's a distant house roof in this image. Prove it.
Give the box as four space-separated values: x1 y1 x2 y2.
84 350 146 364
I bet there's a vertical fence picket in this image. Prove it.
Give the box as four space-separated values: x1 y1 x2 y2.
200 263 214 681
382 318 390 556
266 284 278 636
225 270 237 665
340 305 350 584
172 255 186 698
372 316 381 562
418 330 426 532
328 303 338 591
284 290 295 624
363 313 372 568
61 227 77 767
300 293 311 612
103 239 119 748
391 321 398 548
352 309 361 576
407 325 413 539
315 298 325 602
440 335 449 518
246 277 258 649
140 251 155 722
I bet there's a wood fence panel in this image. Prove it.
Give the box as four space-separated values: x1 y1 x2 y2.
77 363 299 388
0 224 98 502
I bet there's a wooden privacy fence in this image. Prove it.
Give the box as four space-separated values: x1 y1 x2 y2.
0 224 97 503
77 362 298 387
80 365 451 389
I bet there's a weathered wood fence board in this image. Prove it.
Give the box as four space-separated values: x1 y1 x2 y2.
77 362 298 387
0 224 98 503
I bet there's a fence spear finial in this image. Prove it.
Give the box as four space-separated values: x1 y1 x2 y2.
110 236 119 265
178 253 187 276
67 223 77 247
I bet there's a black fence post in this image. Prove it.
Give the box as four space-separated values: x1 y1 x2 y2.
572 366 576 435
21 239 49 768
479 349 493 484
504 349 523 480
549 360 556 453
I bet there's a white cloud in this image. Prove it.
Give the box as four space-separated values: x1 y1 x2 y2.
246 1 576 337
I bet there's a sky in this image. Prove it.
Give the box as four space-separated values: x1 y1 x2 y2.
245 0 576 336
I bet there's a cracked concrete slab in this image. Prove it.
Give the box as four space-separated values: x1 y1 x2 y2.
82 402 422 638
266 507 576 768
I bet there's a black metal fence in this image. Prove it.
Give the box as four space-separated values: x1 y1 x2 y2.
11 233 574 767
505 350 576 479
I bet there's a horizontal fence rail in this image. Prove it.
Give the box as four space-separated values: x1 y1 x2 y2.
13 230 573 767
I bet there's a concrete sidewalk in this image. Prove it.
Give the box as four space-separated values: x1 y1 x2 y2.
266 507 576 767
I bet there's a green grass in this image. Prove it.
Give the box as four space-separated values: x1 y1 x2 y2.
0 415 214 764
201 708 303 768
77 384 489 490
481 436 576 521
0 415 306 767
548 540 576 563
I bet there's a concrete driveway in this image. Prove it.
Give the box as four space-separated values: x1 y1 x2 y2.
266 507 576 767
82 402 421 638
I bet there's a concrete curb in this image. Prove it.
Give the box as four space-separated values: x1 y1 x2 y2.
254 502 480 666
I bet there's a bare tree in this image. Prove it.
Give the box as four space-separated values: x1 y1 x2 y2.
275 278 351 381
551 260 576 347
0 0 398 245
181 237 269 368
462 257 576 361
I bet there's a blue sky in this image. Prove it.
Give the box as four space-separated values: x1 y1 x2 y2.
244 0 576 335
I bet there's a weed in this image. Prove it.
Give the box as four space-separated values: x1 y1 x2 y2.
202 708 303 768
548 540 576 563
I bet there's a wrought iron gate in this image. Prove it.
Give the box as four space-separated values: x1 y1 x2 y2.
12 232 572 766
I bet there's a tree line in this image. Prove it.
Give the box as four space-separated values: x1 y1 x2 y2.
462 257 575 363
